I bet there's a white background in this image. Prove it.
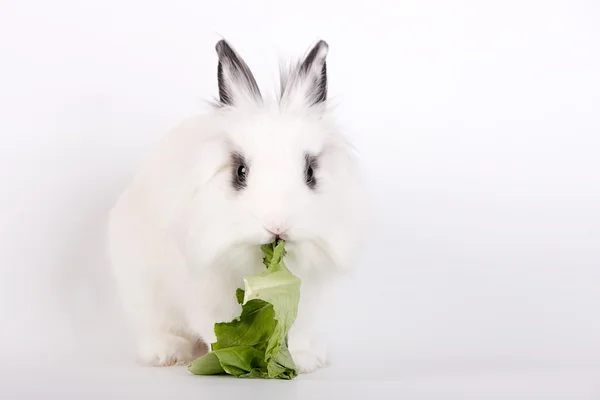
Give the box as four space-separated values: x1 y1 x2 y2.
1 0 599 398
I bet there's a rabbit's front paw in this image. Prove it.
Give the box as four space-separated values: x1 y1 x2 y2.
290 349 328 374
137 332 204 366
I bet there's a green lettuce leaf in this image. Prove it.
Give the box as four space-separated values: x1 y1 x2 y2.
188 240 301 379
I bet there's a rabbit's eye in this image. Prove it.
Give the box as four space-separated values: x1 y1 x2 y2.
231 152 248 191
304 154 318 189
306 165 314 181
237 165 247 180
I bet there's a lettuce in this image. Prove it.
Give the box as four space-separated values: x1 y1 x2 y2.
188 240 301 379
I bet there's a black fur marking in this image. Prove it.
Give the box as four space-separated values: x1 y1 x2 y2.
215 40 262 106
315 61 327 103
304 153 318 189
217 61 232 105
299 40 327 74
231 152 248 191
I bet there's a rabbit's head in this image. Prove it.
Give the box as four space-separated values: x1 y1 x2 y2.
183 40 366 274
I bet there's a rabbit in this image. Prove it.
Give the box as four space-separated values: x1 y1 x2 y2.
107 38 367 374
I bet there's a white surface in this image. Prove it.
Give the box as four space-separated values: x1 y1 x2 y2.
3 363 599 400
1 0 599 398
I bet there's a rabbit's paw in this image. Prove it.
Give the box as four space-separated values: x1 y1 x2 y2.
138 333 201 367
290 349 328 374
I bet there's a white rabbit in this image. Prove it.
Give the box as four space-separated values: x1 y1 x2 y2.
107 39 366 373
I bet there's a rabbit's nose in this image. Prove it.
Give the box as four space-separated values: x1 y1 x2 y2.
265 226 289 240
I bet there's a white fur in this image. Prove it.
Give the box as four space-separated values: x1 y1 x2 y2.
107 41 366 373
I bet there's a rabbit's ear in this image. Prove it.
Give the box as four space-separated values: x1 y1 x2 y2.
216 40 262 107
280 40 329 109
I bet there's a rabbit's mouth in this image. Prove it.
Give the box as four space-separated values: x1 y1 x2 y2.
264 228 290 243
274 233 288 241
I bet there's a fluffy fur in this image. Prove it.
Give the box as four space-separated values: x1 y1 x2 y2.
107 39 366 373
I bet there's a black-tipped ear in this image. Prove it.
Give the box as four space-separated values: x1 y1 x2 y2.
298 40 329 104
215 40 262 106
279 40 329 108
